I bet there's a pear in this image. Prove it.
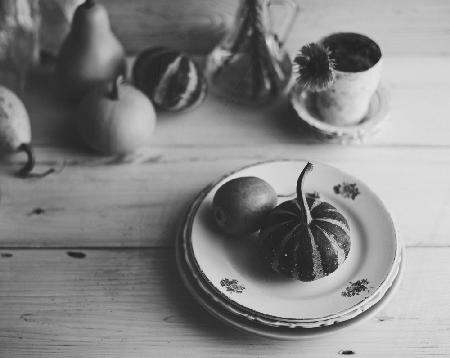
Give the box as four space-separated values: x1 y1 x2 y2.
212 177 277 236
56 0 126 101
0 86 35 177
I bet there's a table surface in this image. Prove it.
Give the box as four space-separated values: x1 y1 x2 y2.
2 1 450 357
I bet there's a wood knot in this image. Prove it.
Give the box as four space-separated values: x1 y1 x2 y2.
67 251 86 259
28 207 45 216
338 350 355 355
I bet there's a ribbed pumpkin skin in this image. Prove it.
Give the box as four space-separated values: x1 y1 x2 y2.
260 194 351 281
132 47 206 112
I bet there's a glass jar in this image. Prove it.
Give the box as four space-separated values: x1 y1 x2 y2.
205 0 298 106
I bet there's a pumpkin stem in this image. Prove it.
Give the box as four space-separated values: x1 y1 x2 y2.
108 76 122 100
297 162 314 225
16 143 35 178
83 0 95 8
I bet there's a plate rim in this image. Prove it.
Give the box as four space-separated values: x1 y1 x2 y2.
185 159 402 324
176 215 405 338
182 199 402 328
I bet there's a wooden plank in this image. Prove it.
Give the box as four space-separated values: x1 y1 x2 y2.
0 247 448 357
98 0 450 56
25 57 450 147
0 145 449 248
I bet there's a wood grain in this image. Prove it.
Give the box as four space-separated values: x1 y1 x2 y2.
3 2 449 356
0 145 449 248
0 247 447 357
5 54 447 248
25 57 450 147
99 0 450 56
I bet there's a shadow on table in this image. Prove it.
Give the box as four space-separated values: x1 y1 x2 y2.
160 252 279 344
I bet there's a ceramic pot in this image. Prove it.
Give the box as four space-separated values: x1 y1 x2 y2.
315 32 382 126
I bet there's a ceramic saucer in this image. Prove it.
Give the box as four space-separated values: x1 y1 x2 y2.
184 160 401 327
176 217 404 339
290 84 390 143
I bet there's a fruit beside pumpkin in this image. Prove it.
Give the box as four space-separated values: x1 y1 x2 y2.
260 162 351 281
76 76 156 155
132 47 207 112
212 176 277 236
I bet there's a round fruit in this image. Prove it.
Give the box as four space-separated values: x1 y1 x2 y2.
76 76 156 155
260 162 351 281
212 176 277 236
132 47 207 112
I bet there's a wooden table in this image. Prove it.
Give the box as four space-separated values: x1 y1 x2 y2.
1 1 450 356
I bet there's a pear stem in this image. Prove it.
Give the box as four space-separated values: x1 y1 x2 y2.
108 76 122 101
16 143 35 178
84 0 95 8
296 162 314 225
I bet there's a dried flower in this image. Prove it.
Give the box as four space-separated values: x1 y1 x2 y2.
294 42 335 92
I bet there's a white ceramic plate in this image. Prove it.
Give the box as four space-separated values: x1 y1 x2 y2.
290 83 390 143
186 160 401 326
176 222 404 339
181 178 402 328
181 190 402 328
181 195 402 328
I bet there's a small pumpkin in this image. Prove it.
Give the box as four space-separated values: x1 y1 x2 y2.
76 76 156 155
132 47 207 112
260 162 351 281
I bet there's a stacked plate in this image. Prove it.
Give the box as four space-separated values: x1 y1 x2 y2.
176 160 403 339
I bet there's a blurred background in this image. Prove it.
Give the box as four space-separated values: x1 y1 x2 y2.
40 0 450 57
